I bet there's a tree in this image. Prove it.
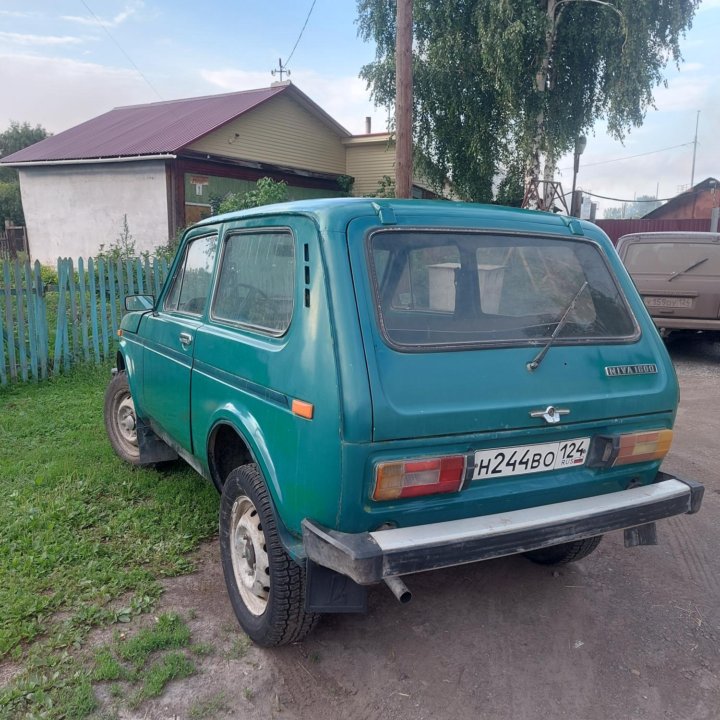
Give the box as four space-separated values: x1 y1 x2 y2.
0 121 50 226
0 121 49 182
217 177 289 214
357 0 700 205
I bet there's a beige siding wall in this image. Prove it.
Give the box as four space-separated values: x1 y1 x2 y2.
188 94 346 174
345 141 395 196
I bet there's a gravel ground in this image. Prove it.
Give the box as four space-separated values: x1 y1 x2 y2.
113 336 720 720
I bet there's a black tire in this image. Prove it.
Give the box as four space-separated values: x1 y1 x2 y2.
524 535 602 566
219 464 318 647
104 371 141 465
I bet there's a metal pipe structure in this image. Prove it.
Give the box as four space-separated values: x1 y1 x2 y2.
385 575 412 603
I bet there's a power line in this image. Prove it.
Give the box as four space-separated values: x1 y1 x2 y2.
559 141 694 172
580 187 708 203
284 0 317 68
79 0 162 101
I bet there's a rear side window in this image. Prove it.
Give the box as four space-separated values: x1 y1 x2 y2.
164 234 218 315
624 241 720 275
369 231 637 349
211 230 295 334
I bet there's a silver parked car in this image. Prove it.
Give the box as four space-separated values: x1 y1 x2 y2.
616 231 720 338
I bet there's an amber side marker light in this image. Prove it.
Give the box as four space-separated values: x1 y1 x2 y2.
613 429 673 466
373 456 466 501
117 329 123 337
291 399 314 420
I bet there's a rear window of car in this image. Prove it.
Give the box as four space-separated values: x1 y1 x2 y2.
368 230 637 349
623 241 720 275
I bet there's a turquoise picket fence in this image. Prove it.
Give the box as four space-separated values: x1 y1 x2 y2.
0 256 170 386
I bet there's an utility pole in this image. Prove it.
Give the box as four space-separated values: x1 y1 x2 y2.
690 110 700 188
395 0 413 199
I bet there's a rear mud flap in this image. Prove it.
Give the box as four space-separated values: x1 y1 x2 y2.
624 522 658 547
305 561 367 614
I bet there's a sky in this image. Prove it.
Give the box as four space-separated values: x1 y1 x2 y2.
1 0 719 215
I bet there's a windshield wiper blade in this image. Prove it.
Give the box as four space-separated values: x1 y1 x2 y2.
527 281 588 372
668 257 708 282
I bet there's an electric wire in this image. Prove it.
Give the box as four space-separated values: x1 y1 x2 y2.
578 186 711 203
79 0 163 101
559 142 694 172
284 0 317 68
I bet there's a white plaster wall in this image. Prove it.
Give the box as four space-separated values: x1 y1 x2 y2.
18 161 170 264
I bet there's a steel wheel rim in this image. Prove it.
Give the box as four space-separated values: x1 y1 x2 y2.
229 495 270 616
115 392 139 455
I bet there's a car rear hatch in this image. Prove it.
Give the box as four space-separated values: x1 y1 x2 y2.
347 218 677 443
619 237 720 323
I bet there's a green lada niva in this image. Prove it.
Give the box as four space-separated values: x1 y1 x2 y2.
105 198 703 646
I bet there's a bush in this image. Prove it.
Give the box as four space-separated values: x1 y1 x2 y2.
218 177 288 214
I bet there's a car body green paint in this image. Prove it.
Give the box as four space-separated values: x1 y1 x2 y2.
117 198 681 558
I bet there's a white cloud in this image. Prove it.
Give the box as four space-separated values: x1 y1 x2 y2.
679 62 704 72
0 32 84 46
0 54 156 132
0 10 38 18
200 67 390 136
62 1 143 29
653 75 714 112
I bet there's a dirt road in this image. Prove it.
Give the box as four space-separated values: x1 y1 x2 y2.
128 338 720 720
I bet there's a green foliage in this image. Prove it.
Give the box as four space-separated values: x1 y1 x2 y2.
40 264 59 286
0 365 218 718
336 174 355 195
97 214 136 260
366 174 396 198
495 160 526 208
115 613 191 669
0 121 50 226
189 692 231 720
92 614 196 711
357 0 700 199
218 177 289 214
0 121 50 182
0 180 24 226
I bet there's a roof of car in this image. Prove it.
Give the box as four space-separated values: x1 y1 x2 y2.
193 197 602 238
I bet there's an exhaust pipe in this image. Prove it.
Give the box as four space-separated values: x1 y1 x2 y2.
384 575 412 604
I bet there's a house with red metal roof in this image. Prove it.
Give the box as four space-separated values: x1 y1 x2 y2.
1 82 426 262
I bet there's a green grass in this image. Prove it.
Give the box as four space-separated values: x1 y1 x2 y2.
189 692 230 720
0 365 219 718
92 613 197 710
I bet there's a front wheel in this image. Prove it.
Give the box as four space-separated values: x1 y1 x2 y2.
524 535 602 565
104 371 141 465
219 464 317 646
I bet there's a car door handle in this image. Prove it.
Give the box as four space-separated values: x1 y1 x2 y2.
179 332 193 347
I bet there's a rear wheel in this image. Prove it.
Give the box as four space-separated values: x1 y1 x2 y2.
219 464 317 646
524 535 602 565
104 371 141 465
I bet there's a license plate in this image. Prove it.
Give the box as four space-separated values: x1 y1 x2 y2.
471 438 591 481
644 296 693 309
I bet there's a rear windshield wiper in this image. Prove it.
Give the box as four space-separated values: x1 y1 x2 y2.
527 281 588 372
668 257 708 282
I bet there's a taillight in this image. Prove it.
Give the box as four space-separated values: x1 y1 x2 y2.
373 455 466 501
613 429 673 466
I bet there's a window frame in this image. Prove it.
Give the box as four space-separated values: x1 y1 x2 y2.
364 227 641 353
209 227 297 337
162 232 219 317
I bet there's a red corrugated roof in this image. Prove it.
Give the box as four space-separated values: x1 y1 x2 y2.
2 84 340 163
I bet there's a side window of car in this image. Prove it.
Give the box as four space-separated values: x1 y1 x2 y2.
212 230 295 334
164 234 218 315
